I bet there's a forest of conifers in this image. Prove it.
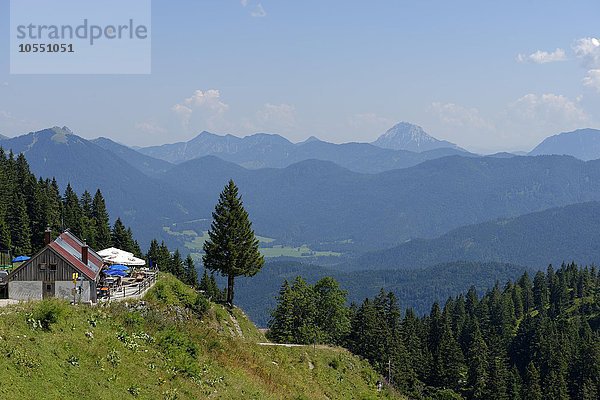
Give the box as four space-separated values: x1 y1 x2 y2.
269 263 600 399
0 147 139 258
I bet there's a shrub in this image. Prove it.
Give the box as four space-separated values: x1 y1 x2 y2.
124 311 145 328
191 293 209 317
32 299 69 331
157 329 199 377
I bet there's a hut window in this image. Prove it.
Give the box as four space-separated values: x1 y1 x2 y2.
38 263 47 270
49 263 57 272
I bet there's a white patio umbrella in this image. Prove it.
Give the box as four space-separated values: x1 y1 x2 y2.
97 247 146 266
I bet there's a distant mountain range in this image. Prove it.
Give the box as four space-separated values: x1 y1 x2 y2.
160 154 600 251
4 126 600 257
0 127 195 246
0 134 7 140
345 201 600 271
371 122 463 152
91 137 174 176
529 128 600 160
136 123 472 173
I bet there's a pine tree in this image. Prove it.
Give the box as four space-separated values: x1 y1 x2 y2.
156 241 171 273
92 190 112 249
313 276 350 345
268 280 296 343
488 355 509 400
467 321 489 400
62 183 83 236
183 254 198 287
508 365 522 400
79 190 97 247
202 180 264 305
111 218 129 250
519 271 534 313
437 319 467 393
8 192 32 255
523 362 542 400
146 239 160 269
171 249 185 280
533 271 549 313
199 269 223 302
0 219 11 253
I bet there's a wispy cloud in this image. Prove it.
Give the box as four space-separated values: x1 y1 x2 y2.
241 0 266 18
431 102 493 130
135 121 166 135
572 37 600 92
517 48 567 64
255 103 296 130
251 4 267 18
583 69 600 92
509 93 589 130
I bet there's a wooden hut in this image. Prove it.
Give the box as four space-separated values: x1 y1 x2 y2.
7 229 103 302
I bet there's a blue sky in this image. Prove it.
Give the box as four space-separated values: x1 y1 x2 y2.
0 0 599 152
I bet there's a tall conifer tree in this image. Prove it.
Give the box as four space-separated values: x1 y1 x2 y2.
203 180 264 305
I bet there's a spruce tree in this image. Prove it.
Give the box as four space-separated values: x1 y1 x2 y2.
268 280 296 343
202 180 264 305
199 269 223 302
157 241 171 273
111 218 129 250
467 321 489 400
183 254 198 287
92 190 112 249
313 276 350 345
8 192 32 255
79 190 97 247
63 183 83 236
171 249 185 280
146 239 160 269
523 362 542 400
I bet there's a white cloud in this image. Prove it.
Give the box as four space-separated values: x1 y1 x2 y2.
172 89 230 131
431 102 493 130
251 3 267 17
573 37 600 67
509 93 589 134
0 82 7 87
0 110 37 134
256 103 296 130
426 94 594 153
171 104 193 128
517 48 567 64
182 89 229 114
135 121 167 135
241 0 266 17
583 69 600 92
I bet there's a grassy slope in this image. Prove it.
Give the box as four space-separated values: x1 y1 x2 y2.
0 274 400 400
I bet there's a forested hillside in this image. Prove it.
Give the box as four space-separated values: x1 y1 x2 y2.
233 261 530 326
269 263 600 399
347 201 600 271
0 147 140 257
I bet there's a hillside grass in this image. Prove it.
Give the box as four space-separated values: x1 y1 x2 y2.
0 274 400 400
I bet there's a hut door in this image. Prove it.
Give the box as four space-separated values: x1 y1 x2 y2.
43 281 55 298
